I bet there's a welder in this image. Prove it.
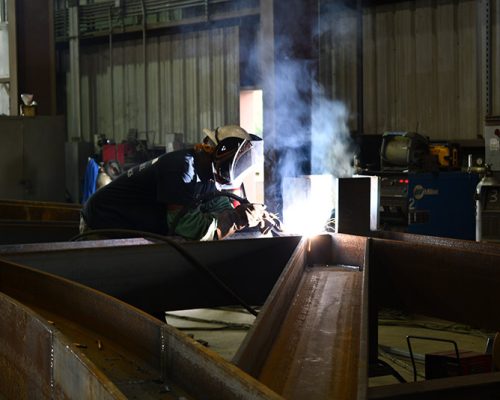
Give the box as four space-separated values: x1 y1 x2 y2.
80 125 280 240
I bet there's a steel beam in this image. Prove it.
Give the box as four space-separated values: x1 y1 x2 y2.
369 372 500 400
234 234 369 400
1 236 302 319
374 230 500 255
0 258 282 399
0 199 81 221
371 237 500 331
0 199 81 244
0 221 80 245
3 232 500 398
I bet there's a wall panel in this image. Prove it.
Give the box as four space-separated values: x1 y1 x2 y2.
319 6 358 130
414 0 437 136
493 0 500 114
362 7 378 134
321 0 486 140
375 5 396 133
64 26 239 146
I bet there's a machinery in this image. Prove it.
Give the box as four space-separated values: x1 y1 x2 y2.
429 142 460 170
99 129 168 179
379 175 409 228
476 116 500 242
380 131 430 172
407 171 479 240
378 132 430 231
357 131 483 239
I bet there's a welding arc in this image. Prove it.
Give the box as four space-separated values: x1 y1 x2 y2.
69 228 259 317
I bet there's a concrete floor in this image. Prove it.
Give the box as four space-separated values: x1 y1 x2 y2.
165 307 494 387
374 309 493 385
165 307 256 361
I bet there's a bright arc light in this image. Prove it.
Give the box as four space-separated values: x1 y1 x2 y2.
282 175 335 237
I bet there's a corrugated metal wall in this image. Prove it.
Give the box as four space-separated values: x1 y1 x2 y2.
62 1 500 144
64 25 239 146
319 5 359 131
321 0 491 140
493 0 500 115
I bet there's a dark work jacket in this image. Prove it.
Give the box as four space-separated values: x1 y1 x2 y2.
82 149 220 236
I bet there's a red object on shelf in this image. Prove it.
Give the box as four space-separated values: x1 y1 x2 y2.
102 144 134 166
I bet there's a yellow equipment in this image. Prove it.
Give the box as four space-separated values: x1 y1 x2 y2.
429 143 459 169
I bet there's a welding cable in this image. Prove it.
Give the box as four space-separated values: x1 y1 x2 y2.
69 228 259 317
374 357 408 383
164 312 253 331
378 308 492 338
378 346 425 381
378 318 491 338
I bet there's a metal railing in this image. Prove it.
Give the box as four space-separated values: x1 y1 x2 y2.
55 0 258 42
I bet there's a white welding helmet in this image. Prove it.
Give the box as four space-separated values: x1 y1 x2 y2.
202 125 262 188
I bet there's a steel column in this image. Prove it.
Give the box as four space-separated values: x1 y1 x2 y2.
69 1 82 139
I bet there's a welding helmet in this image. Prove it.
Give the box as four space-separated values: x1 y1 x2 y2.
202 125 262 188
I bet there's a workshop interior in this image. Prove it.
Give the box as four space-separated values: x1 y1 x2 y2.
1 0 500 399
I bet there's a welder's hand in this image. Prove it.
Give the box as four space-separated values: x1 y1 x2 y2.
258 211 283 235
235 203 267 229
216 203 267 240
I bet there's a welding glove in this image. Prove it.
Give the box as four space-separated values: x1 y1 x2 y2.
258 210 283 235
216 203 268 240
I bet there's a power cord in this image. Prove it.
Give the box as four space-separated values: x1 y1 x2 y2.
69 228 259 316
164 312 253 331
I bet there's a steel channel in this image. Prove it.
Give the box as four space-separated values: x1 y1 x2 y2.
1 236 301 318
0 293 53 399
0 220 80 245
0 199 81 222
372 238 500 331
0 238 154 254
0 258 283 399
369 371 500 400
374 231 500 255
235 234 369 400
0 200 80 244
0 200 81 244
4 230 500 398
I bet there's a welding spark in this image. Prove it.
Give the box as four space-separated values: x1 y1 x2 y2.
282 175 335 237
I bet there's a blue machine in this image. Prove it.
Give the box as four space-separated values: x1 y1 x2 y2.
407 172 479 240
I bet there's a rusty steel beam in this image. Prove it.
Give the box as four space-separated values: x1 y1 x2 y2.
234 234 370 400
4 231 500 399
1 236 302 318
0 199 81 222
0 258 283 399
0 220 80 245
0 199 81 244
371 237 500 331
0 291 124 399
369 372 500 400
374 231 500 256
0 238 153 253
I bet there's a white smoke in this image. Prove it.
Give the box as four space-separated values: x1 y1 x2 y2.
255 4 356 235
281 89 355 235
311 87 354 177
